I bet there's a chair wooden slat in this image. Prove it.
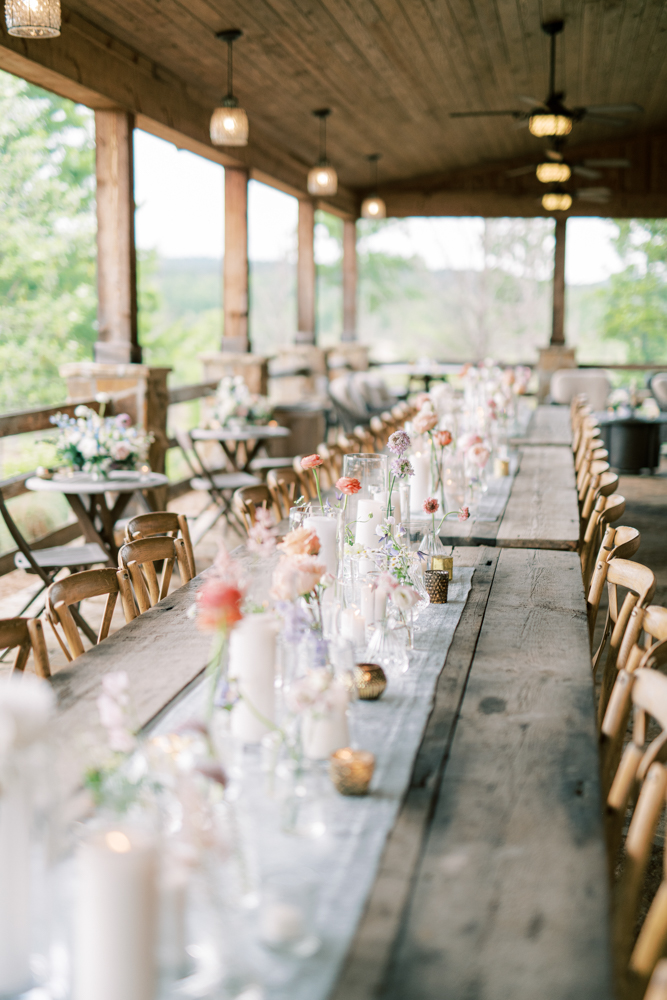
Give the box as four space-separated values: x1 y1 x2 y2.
0 617 51 676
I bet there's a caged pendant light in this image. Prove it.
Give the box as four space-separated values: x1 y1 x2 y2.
5 0 61 37
360 154 386 219
536 161 571 183
542 191 572 211
307 109 338 197
210 29 249 147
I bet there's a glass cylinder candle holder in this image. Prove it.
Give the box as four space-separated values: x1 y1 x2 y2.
259 870 320 957
343 453 388 530
289 506 307 531
329 748 375 796
302 505 342 579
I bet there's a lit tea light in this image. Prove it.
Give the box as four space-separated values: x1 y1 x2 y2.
329 748 375 796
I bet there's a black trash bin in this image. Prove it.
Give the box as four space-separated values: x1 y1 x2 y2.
598 415 664 473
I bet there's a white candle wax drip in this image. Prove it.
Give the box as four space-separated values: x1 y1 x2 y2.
229 613 277 744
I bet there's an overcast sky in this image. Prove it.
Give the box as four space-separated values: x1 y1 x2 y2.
133 129 623 286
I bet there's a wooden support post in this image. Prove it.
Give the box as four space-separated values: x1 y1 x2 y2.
94 110 140 364
342 219 357 342
297 199 316 343
223 167 249 352
551 218 567 347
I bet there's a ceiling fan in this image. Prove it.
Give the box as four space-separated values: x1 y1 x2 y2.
450 20 643 137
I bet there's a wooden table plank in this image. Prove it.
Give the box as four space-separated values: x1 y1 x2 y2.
512 404 572 447
496 446 579 551
331 546 499 1000
381 549 612 1000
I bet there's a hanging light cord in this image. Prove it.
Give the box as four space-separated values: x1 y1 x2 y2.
320 114 327 164
227 39 234 100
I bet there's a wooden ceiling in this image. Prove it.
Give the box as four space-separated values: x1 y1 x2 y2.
2 0 667 215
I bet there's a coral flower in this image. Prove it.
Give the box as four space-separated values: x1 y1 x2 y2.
433 430 452 448
336 477 361 495
423 497 439 514
196 579 243 631
300 454 323 470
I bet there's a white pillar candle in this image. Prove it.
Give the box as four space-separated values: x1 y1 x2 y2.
355 499 383 549
410 452 431 512
304 514 338 575
302 686 349 760
0 775 31 994
260 902 304 946
360 584 375 625
376 489 398 516
74 826 158 1000
341 608 365 646
229 613 277 744
358 557 376 577
375 591 387 621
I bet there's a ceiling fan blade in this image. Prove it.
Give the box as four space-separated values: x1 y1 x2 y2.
583 113 628 126
505 164 536 177
449 110 523 118
511 118 531 130
583 104 643 114
516 94 549 110
572 165 602 180
576 187 612 201
584 158 631 169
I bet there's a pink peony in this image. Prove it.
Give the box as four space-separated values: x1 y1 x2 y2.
196 579 244 631
423 497 439 514
111 441 132 462
336 477 361 495
300 454 323 470
271 554 326 601
458 506 470 521
413 410 438 434
278 527 321 557
433 430 452 448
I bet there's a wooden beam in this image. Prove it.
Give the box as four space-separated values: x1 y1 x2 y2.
382 189 667 219
0 12 356 216
342 219 357 342
551 219 566 347
94 110 139 364
297 199 316 343
223 168 249 353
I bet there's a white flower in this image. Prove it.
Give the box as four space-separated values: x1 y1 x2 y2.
74 405 90 417
79 436 99 459
392 585 419 611
95 391 111 405
0 675 55 753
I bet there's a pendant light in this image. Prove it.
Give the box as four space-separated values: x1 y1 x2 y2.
529 114 572 138
210 29 249 147
536 162 571 183
360 154 387 219
5 0 61 37
307 109 338 197
542 190 572 212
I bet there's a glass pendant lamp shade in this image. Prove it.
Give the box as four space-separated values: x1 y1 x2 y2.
5 0 61 37
210 103 249 146
529 113 572 137
211 29 248 147
307 164 338 196
536 162 571 183
361 195 386 219
542 191 572 211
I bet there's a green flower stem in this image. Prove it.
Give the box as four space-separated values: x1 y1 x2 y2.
436 509 461 533
205 628 228 724
312 468 324 508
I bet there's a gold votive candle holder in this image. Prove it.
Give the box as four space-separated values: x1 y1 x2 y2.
430 555 453 576
494 458 510 477
424 569 449 604
329 748 375 796
354 663 387 700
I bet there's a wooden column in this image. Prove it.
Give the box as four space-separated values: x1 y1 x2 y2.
223 167 249 352
551 217 567 346
94 110 140 364
342 218 357 342
297 198 316 343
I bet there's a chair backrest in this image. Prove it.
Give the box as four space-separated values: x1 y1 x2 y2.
351 425 376 453
576 442 607 495
46 567 136 661
622 606 667 674
314 444 337 489
232 484 275 534
118 536 192 614
125 511 196 578
0 617 50 677
581 468 620 523
581 490 624 589
267 468 304 520
577 458 610 502
369 415 387 450
587 524 641 648
289 459 316 502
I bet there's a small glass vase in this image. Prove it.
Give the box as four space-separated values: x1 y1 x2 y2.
418 525 447 567
364 618 409 677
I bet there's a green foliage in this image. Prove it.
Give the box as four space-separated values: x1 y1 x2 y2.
602 220 667 362
0 70 97 411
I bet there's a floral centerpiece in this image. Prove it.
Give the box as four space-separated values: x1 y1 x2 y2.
213 375 272 428
50 400 153 476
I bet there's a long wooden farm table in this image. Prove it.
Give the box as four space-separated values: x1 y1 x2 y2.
48 544 611 1000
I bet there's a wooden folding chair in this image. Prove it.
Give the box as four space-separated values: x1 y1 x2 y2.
124 511 196 578
351 425 376 453
267 469 306 520
232 484 277 534
0 617 50 677
597 559 656 728
118 536 192 614
587 525 641 649
46 567 136 662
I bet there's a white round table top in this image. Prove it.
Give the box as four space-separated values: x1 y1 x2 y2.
191 424 291 441
25 471 169 495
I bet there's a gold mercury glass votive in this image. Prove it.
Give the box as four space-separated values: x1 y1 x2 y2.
354 663 388 700
330 748 375 796
430 556 453 576
424 570 449 604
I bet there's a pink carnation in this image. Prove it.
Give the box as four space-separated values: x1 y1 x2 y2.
423 497 439 514
300 454 323 470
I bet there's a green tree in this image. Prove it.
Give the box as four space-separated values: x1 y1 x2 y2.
602 220 667 362
0 70 98 411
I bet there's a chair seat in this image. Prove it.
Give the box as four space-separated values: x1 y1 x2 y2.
190 472 260 492
15 542 108 571
249 457 294 471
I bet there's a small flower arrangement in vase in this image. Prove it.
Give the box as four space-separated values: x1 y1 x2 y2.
212 375 272 428
50 398 153 478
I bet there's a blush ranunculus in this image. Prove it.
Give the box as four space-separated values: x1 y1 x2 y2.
413 410 438 434
336 477 361 495
300 454 323 470
278 527 321 556
196 579 244 631
433 429 452 448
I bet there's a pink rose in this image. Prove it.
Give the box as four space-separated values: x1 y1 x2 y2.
300 454 323 470
336 477 361 495
278 527 321 557
413 410 438 434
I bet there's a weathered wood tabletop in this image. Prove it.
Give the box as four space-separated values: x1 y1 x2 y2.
512 404 572 447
